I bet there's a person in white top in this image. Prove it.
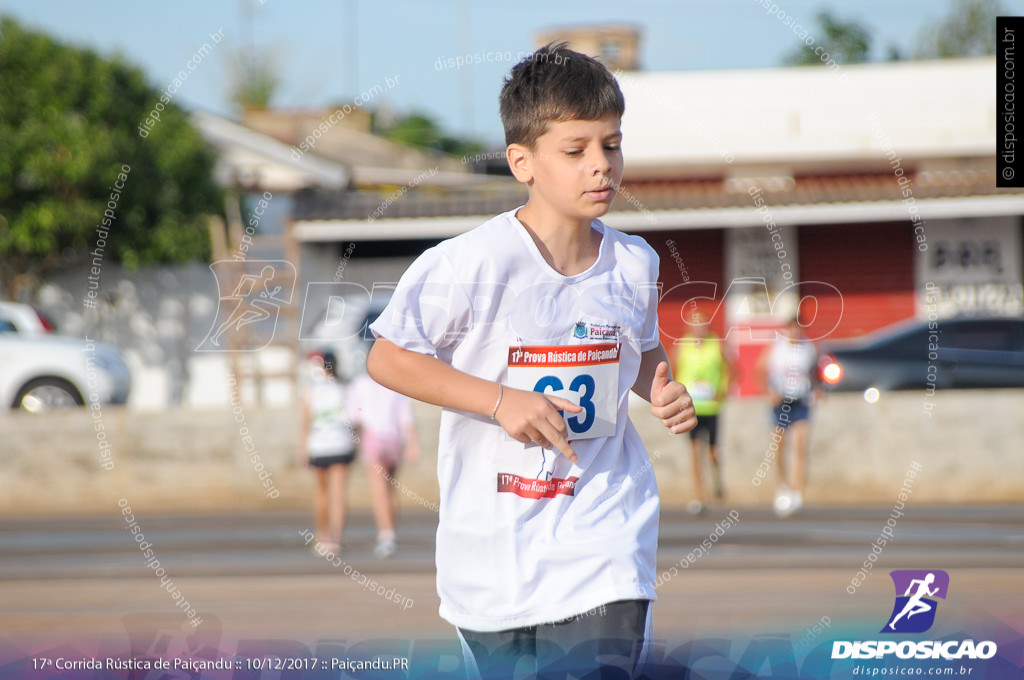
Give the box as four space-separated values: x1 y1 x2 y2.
347 369 420 558
299 350 357 553
367 42 697 679
757 316 821 517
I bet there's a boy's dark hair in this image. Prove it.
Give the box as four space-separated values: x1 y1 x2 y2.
500 42 625 148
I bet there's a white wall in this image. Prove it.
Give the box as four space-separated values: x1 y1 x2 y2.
617 58 996 172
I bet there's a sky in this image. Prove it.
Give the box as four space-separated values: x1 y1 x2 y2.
2 0 1022 146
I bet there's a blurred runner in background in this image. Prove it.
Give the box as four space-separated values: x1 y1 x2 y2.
757 315 820 517
673 309 731 515
348 370 421 558
299 350 356 553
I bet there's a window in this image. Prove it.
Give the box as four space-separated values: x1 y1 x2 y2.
944 321 1016 352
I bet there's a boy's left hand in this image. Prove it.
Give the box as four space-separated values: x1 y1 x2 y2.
650 361 698 434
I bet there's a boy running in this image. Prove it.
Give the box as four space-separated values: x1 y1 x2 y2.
368 42 696 678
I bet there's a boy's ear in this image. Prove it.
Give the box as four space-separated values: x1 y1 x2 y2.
506 144 535 184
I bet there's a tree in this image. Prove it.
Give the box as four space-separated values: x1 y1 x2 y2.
228 48 280 110
372 111 483 158
783 10 873 66
914 0 1006 59
0 17 222 300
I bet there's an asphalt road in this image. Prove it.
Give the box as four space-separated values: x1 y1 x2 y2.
1 504 1021 646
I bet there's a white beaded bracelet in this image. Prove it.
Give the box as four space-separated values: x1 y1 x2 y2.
490 383 504 421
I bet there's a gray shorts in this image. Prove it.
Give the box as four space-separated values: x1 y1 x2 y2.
457 599 652 679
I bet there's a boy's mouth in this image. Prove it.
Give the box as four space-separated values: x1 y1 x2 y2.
584 185 614 200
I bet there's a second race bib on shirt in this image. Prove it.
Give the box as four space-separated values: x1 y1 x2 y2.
506 343 619 440
688 380 716 403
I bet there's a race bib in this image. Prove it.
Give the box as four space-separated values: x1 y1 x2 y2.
688 380 716 403
506 343 619 441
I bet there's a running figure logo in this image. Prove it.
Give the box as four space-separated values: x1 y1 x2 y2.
197 260 296 352
881 570 949 634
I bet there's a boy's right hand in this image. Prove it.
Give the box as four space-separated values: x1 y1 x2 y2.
494 387 583 464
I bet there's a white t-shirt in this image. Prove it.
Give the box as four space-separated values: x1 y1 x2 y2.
306 378 355 457
347 372 413 441
766 336 818 402
370 208 662 632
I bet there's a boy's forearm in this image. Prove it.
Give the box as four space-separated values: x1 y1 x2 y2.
367 337 500 417
632 344 671 402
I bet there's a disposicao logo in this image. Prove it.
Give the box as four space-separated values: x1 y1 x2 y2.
832 569 998 661
881 569 949 634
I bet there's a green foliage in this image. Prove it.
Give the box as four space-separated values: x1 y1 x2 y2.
373 110 483 158
915 0 1005 59
781 0 1006 68
783 10 873 66
229 48 279 110
0 17 222 299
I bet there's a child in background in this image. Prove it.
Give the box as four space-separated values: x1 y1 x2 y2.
757 315 820 517
299 350 356 553
347 370 421 558
673 309 731 514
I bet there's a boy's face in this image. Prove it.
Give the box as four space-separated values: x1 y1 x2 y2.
507 115 623 223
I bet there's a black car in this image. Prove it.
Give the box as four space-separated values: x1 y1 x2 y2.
819 317 1024 391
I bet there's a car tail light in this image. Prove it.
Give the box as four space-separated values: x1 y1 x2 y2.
821 358 842 385
34 308 56 332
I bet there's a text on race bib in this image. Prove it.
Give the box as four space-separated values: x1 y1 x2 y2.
506 343 619 441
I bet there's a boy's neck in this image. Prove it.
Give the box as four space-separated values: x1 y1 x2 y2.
515 202 602 277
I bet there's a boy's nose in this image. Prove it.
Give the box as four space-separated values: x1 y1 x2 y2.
589 153 613 174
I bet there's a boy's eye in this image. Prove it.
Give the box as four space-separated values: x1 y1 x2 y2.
564 150 582 156
605 145 621 152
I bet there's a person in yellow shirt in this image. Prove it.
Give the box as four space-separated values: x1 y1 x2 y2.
673 310 731 514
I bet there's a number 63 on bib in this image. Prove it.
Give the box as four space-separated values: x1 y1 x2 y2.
507 343 619 441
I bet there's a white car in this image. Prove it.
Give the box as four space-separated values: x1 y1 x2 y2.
0 301 55 334
0 303 131 412
300 293 391 381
